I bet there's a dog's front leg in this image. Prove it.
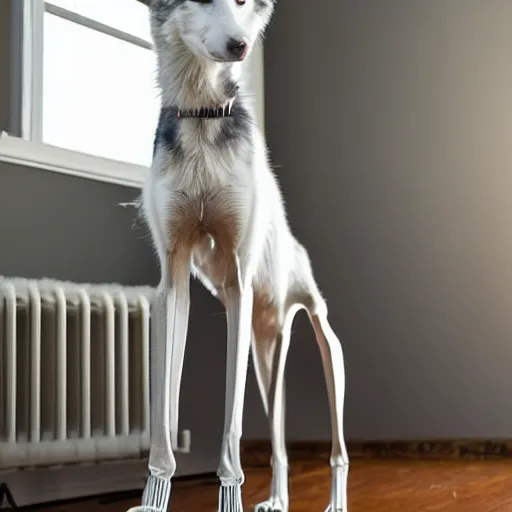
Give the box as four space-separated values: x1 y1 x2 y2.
217 253 254 512
134 255 191 512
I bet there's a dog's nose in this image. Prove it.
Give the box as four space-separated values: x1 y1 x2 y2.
226 38 248 60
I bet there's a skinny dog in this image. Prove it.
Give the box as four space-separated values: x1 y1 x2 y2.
131 1 349 511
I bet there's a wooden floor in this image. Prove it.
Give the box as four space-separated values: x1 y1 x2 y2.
42 460 512 511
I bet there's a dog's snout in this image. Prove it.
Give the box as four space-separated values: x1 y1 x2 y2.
226 38 248 60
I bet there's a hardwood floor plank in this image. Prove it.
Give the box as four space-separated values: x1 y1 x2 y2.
40 460 512 511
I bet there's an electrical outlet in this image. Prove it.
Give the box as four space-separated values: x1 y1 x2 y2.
177 430 191 454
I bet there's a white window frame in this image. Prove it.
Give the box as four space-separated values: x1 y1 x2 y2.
1 0 266 189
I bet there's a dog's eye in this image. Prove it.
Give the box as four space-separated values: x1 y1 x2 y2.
189 0 213 3
235 0 246 4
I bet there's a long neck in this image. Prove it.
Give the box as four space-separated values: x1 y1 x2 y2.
156 36 239 111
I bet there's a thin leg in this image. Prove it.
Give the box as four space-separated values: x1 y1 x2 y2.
217 256 254 512
134 257 191 512
310 309 349 512
251 335 275 416
252 305 300 512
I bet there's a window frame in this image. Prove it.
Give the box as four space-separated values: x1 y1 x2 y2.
3 0 266 188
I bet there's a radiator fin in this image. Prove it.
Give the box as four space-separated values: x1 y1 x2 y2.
0 277 155 470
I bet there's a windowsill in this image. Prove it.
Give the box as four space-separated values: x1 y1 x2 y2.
0 132 148 188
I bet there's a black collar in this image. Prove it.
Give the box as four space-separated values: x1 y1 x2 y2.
176 98 235 119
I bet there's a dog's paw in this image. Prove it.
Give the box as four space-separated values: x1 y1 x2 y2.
324 505 345 512
126 507 160 512
254 497 288 512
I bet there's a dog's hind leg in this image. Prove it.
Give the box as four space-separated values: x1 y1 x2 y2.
252 304 301 512
135 252 191 512
306 298 349 512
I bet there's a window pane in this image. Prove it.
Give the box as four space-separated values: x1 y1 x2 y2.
46 0 152 42
42 14 160 167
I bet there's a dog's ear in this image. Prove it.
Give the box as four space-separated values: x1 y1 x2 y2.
136 0 150 6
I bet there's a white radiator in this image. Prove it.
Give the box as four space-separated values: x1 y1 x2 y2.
0 277 158 471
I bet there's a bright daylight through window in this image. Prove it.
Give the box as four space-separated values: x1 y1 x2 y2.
42 1 159 167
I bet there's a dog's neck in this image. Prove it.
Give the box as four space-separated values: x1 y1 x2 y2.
156 36 240 113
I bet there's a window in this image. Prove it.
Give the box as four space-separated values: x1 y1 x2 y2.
4 0 265 186
25 0 159 168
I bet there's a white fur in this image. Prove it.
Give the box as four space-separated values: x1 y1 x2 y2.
170 0 266 61
132 1 349 512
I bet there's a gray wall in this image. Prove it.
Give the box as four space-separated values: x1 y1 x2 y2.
259 0 512 441
0 164 156 285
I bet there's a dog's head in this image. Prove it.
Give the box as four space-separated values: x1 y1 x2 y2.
138 0 275 63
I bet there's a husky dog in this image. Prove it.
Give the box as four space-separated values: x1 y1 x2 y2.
130 1 349 511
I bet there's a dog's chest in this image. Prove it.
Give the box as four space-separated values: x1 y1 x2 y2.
170 121 252 192
148 114 255 288
163 185 252 291
152 141 253 253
